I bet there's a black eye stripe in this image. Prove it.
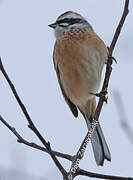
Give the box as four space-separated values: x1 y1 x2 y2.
57 18 81 25
57 18 70 24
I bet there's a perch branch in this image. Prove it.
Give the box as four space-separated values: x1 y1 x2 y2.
0 0 131 179
1 115 132 180
68 0 129 179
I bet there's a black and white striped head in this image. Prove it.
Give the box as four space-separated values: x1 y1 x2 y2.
49 11 92 38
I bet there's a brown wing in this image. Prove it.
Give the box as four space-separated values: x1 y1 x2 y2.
54 60 78 118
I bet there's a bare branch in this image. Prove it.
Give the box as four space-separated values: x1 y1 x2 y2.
94 0 129 123
76 168 133 180
68 0 130 178
0 57 68 179
0 0 131 179
1 112 132 180
0 115 73 161
109 0 129 56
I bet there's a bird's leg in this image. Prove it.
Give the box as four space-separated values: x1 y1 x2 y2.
90 90 108 103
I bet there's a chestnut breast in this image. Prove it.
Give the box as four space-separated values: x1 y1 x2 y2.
53 28 108 106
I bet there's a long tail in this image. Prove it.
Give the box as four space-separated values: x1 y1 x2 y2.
85 114 111 166
79 97 111 166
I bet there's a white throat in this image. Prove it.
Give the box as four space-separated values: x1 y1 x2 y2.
53 11 92 38
54 22 92 38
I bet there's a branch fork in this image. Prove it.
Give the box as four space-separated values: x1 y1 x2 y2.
0 0 131 179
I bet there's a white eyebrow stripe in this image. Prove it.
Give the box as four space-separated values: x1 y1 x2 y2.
58 22 69 27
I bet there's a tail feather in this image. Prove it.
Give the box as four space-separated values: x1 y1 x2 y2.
85 115 111 166
96 124 111 162
79 98 111 165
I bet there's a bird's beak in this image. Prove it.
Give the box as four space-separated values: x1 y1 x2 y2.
48 22 57 29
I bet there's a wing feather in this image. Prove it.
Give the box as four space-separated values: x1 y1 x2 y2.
54 60 78 118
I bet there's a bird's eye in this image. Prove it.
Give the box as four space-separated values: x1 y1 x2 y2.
63 18 70 22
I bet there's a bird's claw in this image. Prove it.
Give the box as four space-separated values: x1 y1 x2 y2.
105 55 117 64
90 90 108 103
109 56 117 63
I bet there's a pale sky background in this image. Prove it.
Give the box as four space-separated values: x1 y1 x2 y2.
0 0 133 180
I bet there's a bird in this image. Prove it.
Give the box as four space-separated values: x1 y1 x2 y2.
49 11 111 166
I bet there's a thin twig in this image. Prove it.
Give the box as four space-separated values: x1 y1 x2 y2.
94 0 129 122
1 113 132 180
76 168 133 180
68 119 98 179
0 57 68 179
0 115 73 161
0 0 131 179
68 0 129 179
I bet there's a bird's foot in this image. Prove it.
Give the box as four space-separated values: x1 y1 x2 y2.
105 54 117 65
90 90 108 103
